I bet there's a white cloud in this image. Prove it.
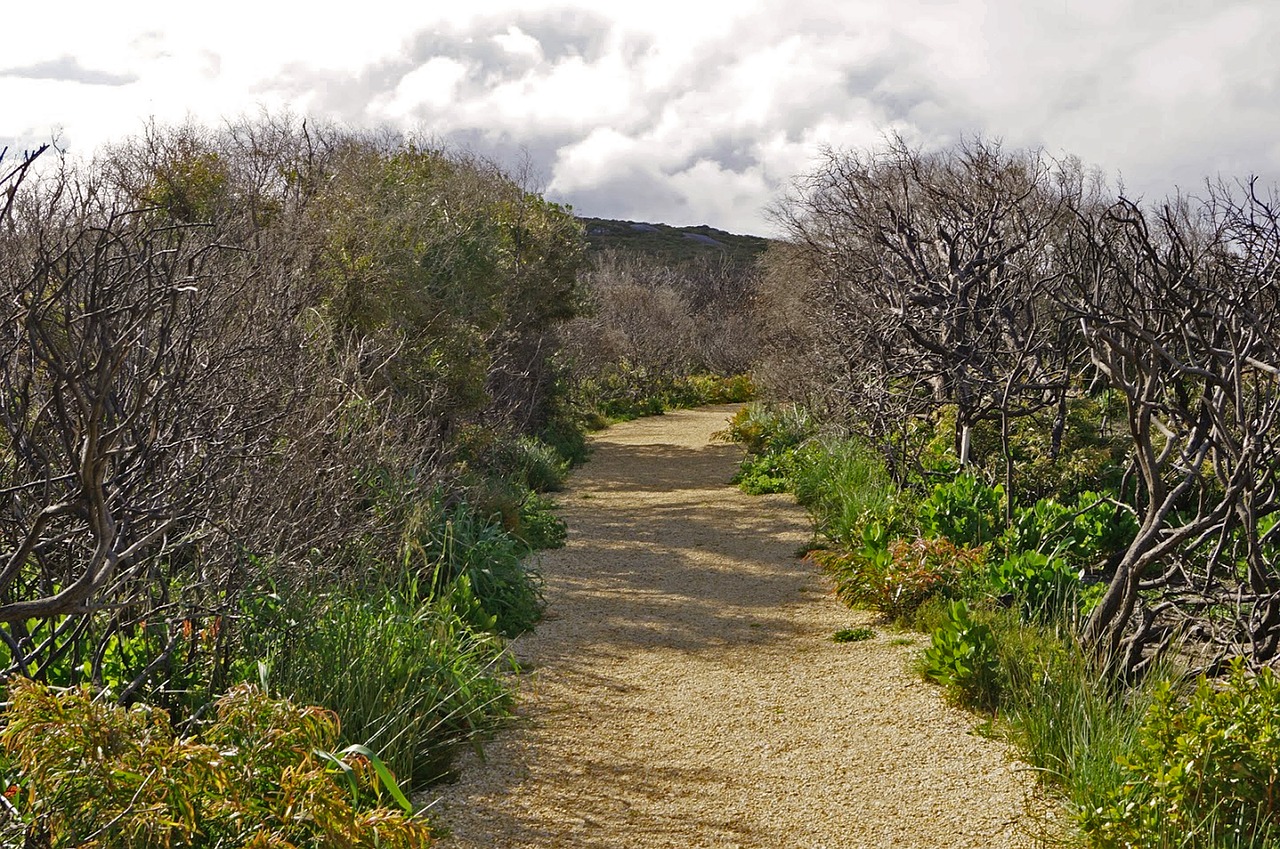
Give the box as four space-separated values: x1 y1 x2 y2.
2 0 1279 234
549 127 645 191
494 26 543 60
376 58 470 119
480 52 637 132
667 159 774 234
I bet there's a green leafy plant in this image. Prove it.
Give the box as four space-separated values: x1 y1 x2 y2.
918 474 1005 547
458 430 570 494
1000 491 1137 569
732 448 800 494
720 403 820 494
0 679 433 848
922 600 1000 709
400 494 546 636
516 491 568 551
815 535 984 621
1000 496 1074 556
831 627 875 643
1082 660 1280 848
988 550 1082 620
1064 491 1139 565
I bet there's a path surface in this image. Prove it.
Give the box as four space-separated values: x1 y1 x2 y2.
434 406 1036 848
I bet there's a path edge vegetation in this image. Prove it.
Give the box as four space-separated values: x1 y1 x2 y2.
7 114 1280 849
0 116 755 847
738 133 1280 849
724 396 1280 848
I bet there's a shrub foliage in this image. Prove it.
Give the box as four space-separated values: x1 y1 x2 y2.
0 679 433 848
1083 662 1280 848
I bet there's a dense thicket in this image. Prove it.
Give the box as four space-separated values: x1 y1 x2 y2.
557 249 758 420
0 117 583 713
727 136 1280 847
760 135 1280 676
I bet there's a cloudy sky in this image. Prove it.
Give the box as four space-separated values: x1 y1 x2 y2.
3 0 1277 235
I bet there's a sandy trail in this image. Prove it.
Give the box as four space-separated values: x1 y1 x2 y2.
434 406 1035 848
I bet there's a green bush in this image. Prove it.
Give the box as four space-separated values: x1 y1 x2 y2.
921 600 1001 709
1083 660 1280 848
1064 491 1139 565
1000 490 1137 569
918 473 1005 547
539 409 591 467
916 400 1129 502
573 361 670 421
1004 395 1131 502
790 436 898 548
1000 496 1074 556
722 403 819 495
696 371 752 402
814 534 985 621
0 679 433 848
249 577 512 788
606 372 756 414
0 610 224 718
507 435 571 493
987 550 1083 621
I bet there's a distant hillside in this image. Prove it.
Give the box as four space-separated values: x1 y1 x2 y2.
579 217 771 268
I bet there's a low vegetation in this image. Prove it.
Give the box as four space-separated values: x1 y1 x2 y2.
0 112 769 843
7 114 1280 846
730 390 1280 846
831 626 875 643
0 679 433 847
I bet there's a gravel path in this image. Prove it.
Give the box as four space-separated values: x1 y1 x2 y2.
432 406 1036 848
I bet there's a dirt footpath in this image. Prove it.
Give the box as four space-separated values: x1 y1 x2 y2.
433 406 1036 849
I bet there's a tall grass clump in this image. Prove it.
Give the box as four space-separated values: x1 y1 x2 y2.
721 403 816 494
232 470 552 792
791 435 896 548
995 620 1163 814
254 577 513 787
404 496 547 637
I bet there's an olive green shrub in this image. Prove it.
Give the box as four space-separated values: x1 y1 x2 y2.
0 679 432 848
